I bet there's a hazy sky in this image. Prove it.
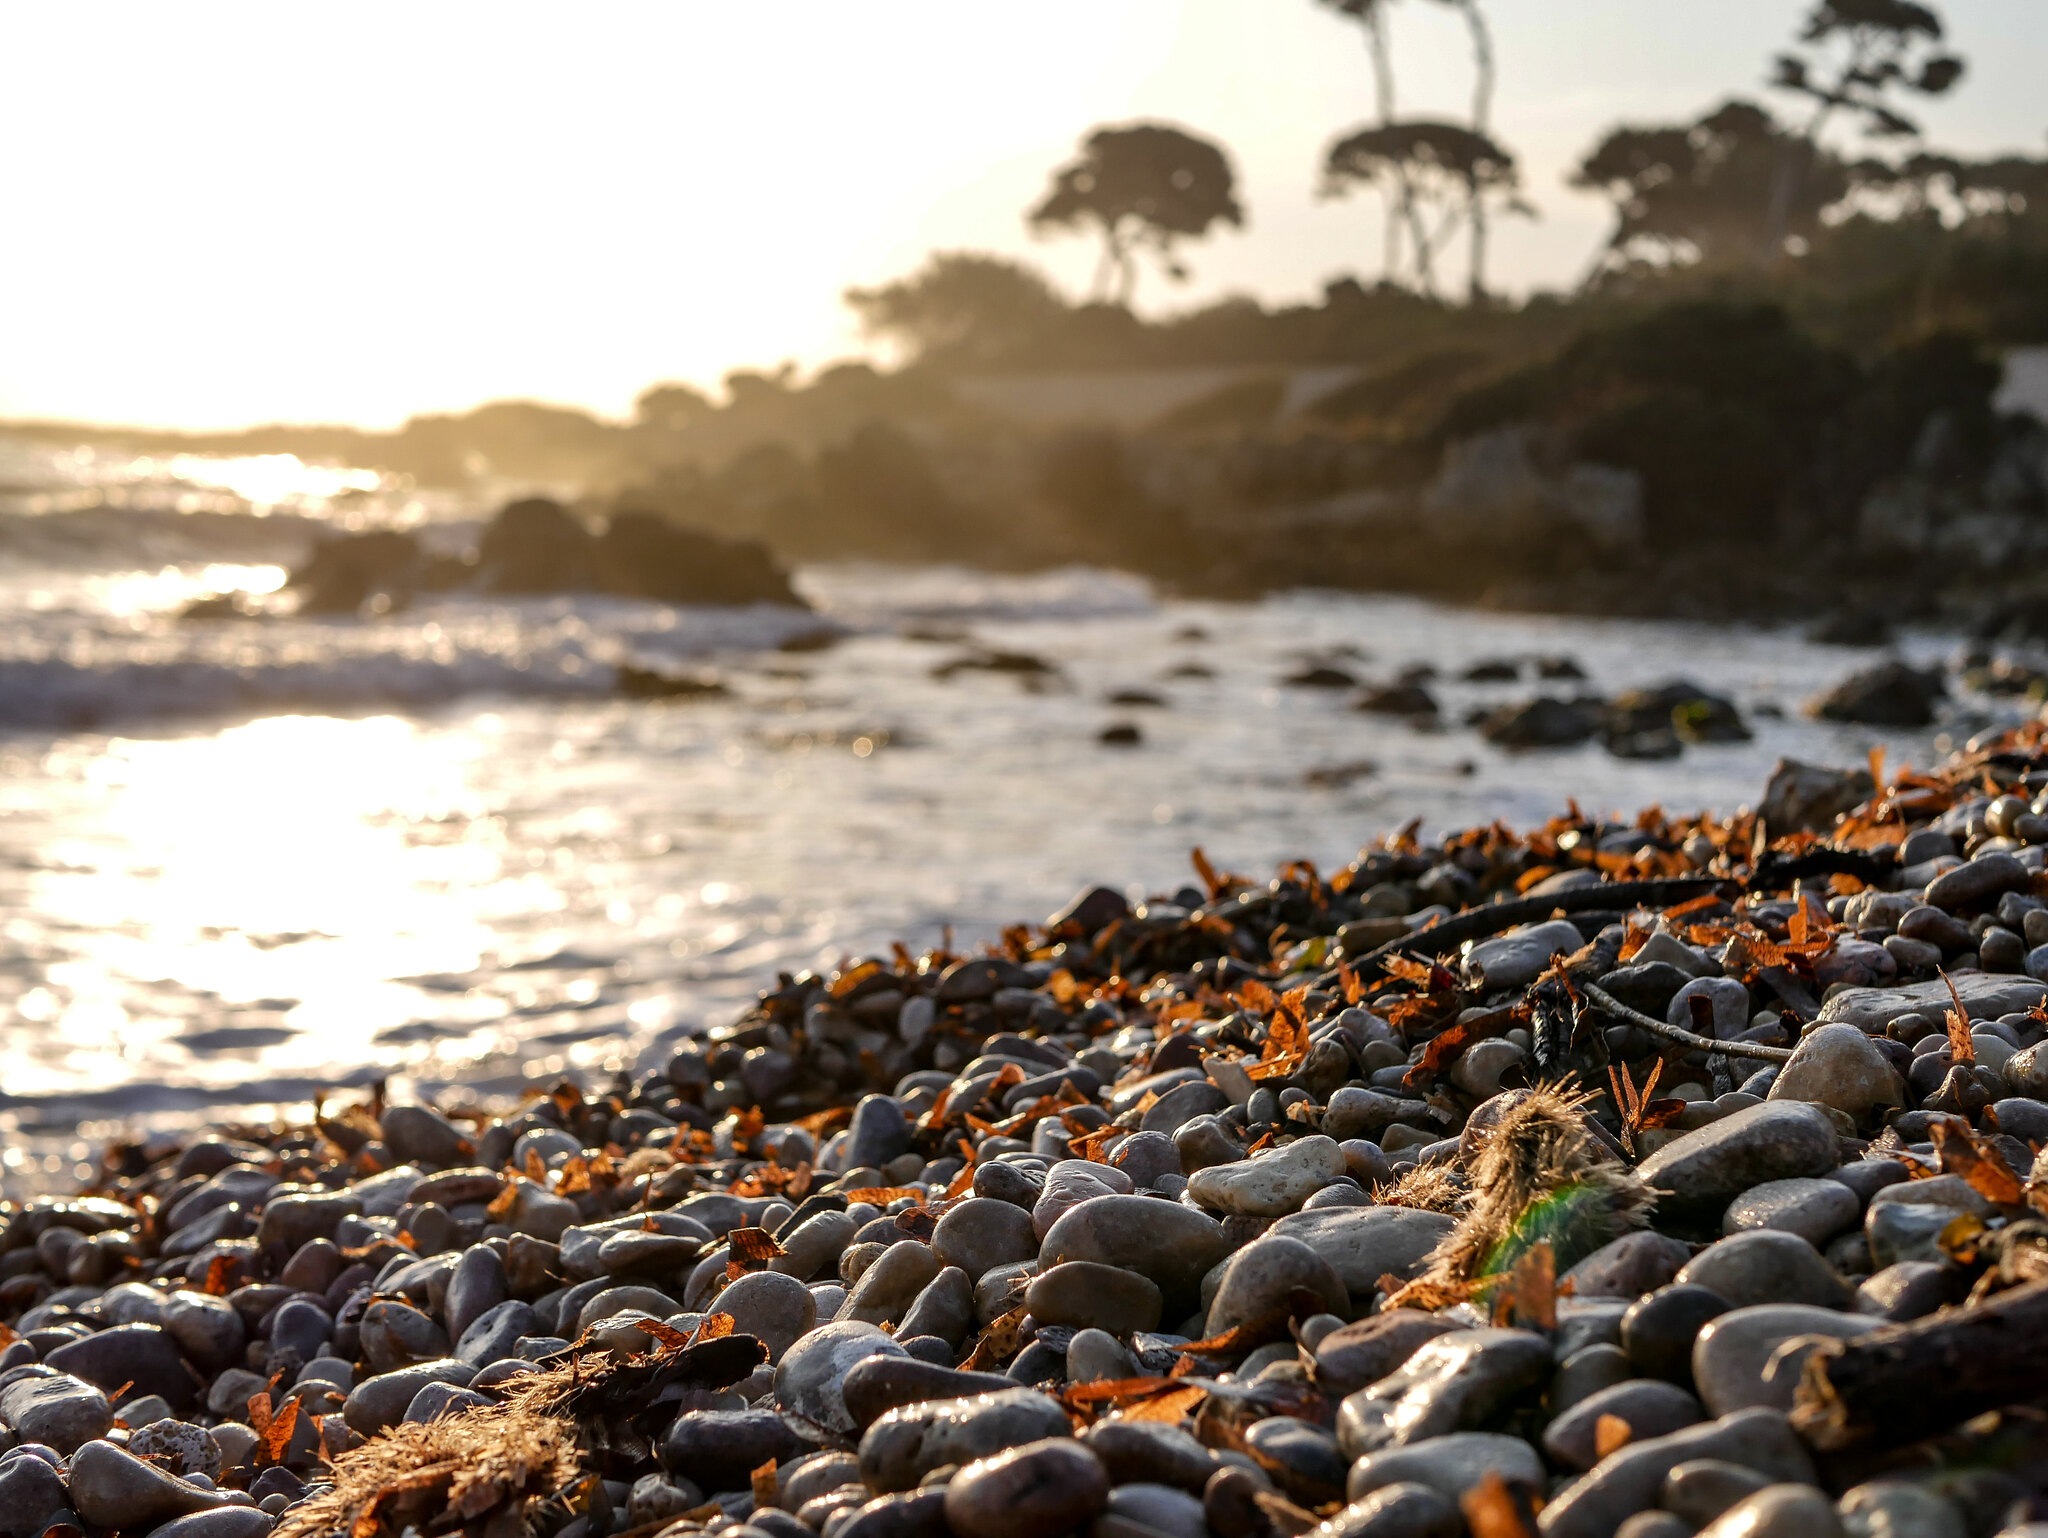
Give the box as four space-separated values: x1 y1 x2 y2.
3 2 2044 430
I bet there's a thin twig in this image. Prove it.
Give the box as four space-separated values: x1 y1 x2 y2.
1579 982 1794 1062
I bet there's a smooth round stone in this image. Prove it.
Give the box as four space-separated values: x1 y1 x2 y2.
1336 1329 1553 1456
1110 1131 1183 1190
342 1358 477 1435
1854 1262 1952 1321
1694 1484 1844 1538
973 1163 1043 1209
404 1382 491 1423
1542 1380 1703 1470
628 1473 709 1527
1025 1261 1163 1337
838 1242 943 1329
381 1105 472 1167
361 1300 452 1372
1561 1233 1694 1299
1313 1481 1462 1538
1031 1165 1132 1241
1345 1431 1544 1503
159 1292 245 1371
1206 1236 1346 1338
896 1267 977 1348
46 1324 199 1415
1768 1025 1903 1120
1105 1482 1208 1538
1723 1180 1861 1247
576 1285 677 1336
1466 922 1587 991
1038 1196 1229 1319
1667 978 1752 1039
443 1245 510 1344
1621 1515 1698 1538
1140 1080 1230 1133
1676 1231 1853 1311
1245 1417 1348 1504
598 1230 700 1277
148 1510 277 1538
1187 1136 1346 1218
1660 1461 1772 1527
68 1440 226 1530
1314 1312 1459 1397
1067 1328 1140 1385
1691 1304 1879 1416
943 1438 1109 1538
0 1372 111 1454
1079 1420 1226 1492
838 1489 950 1538
933 1199 1040 1280
1269 1206 1456 1296
716 1270 818 1362
775 1321 910 1441
1635 1102 1841 1210
1621 1286 1732 1384
1837 1479 1967 1538
456 1299 539 1367
1304 1184 1373 1210
843 1096 912 1170
662 1408 812 1494
773 1210 859 1283
1539 1407 1820 1538
841 1357 1016 1430
1550 1344 1634 1414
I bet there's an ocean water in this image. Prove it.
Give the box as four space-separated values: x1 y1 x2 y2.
0 439 1992 1190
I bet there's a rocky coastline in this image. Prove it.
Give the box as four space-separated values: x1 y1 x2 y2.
17 732 2048 1538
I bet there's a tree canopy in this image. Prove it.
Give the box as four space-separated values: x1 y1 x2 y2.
1027 122 1245 304
845 252 1068 365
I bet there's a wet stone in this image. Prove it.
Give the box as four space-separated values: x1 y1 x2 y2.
1313 1481 1462 1538
1336 1328 1552 1455
1105 1482 1209 1538
1690 1305 1879 1416
718 1269 818 1361
1346 1431 1545 1503
1674 1231 1853 1311
1543 1380 1703 1470
1025 1261 1163 1337
1660 1460 1773 1527
775 1320 909 1442
68 1438 226 1531
1562 1234 1695 1299
942 1437 1109 1538
1080 1420 1226 1493
1206 1236 1346 1337
861 1389 1076 1496
662 1407 812 1493
1621 1286 1733 1384
1245 1417 1348 1504
1188 1136 1347 1218
1038 1195 1229 1319
1313 1312 1459 1397
0 1371 112 1454
1270 1206 1456 1296
932 1199 1039 1280
1723 1179 1861 1247
1538 1408 1818 1538
1694 1485 1843 1538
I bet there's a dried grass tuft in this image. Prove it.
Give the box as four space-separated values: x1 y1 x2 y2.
273 1402 580 1538
1370 1161 1468 1214
1411 1081 1653 1295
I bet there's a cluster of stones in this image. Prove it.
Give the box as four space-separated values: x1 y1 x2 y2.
10 732 2048 1538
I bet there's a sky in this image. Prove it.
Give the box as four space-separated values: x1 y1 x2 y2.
2 1 2044 431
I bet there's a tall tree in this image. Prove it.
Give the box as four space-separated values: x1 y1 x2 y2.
1027 123 1245 305
1322 121 1528 298
1573 100 1848 275
1314 0 1414 275
1765 0 1965 253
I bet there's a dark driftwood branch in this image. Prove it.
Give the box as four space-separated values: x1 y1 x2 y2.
1344 877 1732 982
1792 1278 2048 1450
1579 982 1795 1063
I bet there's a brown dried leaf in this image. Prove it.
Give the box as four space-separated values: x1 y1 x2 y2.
1462 1472 1536 1538
752 1459 779 1508
1594 1413 1633 1459
1930 1119 2026 1206
523 1148 547 1183
840 1186 923 1207
690 1312 735 1344
1122 1383 1209 1424
727 1226 787 1263
1942 970 1977 1064
246 1391 273 1439
263 1398 301 1465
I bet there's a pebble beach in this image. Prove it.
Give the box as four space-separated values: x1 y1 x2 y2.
9 720 2048 1538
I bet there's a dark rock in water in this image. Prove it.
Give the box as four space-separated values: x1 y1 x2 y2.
616 665 731 700
1477 697 1601 749
179 592 264 621
932 650 1062 681
1287 665 1360 689
597 509 807 608
1462 659 1521 682
288 529 422 615
1605 681 1749 744
1809 608 1894 647
1099 722 1144 747
1108 689 1168 707
1357 684 1440 718
1807 660 1945 727
478 498 595 593
1759 758 1876 835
